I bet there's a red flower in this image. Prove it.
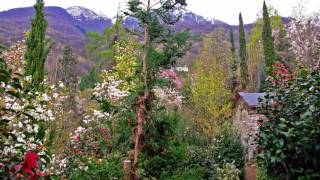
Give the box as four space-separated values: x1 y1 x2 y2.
24 151 38 169
22 151 38 179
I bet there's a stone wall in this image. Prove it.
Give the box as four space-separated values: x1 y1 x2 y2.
234 102 267 162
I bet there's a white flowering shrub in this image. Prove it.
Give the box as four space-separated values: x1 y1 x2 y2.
153 86 183 109
0 58 66 178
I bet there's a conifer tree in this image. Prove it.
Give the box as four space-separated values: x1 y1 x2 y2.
57 46 78 125
125 0 189 178
230 29 237 92
56 46 77 90
262 1 276 76
239 13 248 89
24 0 53 88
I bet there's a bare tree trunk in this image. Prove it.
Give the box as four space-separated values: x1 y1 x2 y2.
133 1 151 179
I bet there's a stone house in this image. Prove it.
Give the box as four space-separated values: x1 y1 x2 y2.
234 92 267 162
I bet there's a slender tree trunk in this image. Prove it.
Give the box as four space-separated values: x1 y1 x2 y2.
133 1 150 179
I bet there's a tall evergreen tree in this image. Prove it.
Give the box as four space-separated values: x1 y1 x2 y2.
57 46 78 126
262 1 276 76
230 29 237 92
125 0 189 178
56 46 77 90
239 13 249 89
24 0 53 88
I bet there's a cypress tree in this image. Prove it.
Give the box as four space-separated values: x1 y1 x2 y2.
57 46 78 124
24 0 53 88
262 1 276 76
230 29 237 92
239 13 248 89
56 46 77 90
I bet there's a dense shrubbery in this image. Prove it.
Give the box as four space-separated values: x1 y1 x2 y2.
0 58 67 179
187 121 245 179
258 67 320 179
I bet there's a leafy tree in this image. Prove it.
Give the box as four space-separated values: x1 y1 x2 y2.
81 15 127 90
86 15 127 70
239 13 248 89
79 68 98 91
229 29 237 92
191 35 232 136
24 0 53 89
262 1 277 76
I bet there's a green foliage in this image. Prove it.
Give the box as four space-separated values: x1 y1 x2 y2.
79 68 98 90
216 163 241 180
239 13 249 89
262 1 277 76
191 34 232 135
186 121 245 179
247 7 286 91
140 110 188 178
258 69 320 179
24 0 53 89
230 29 238 92
69 156 124 180
86 16 128 68
212 121 245 178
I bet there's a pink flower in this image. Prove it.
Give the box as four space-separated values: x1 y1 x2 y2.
72 135 80 142
161 69 184 90
162 69 177 79
94 144 98 149
14 164 23 172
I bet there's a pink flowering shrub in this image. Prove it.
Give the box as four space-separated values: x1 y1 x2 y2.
161 69 183 90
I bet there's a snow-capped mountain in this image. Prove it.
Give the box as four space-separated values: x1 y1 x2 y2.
67 6 112 33
67 6 103 21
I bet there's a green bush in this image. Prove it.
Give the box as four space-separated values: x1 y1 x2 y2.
186 121 245 179
258 69 320 179
79 68 98 90
212 121 245 178
139 110 192 178
69 156 123 180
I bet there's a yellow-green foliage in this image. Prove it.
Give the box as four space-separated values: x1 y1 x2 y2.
191 35 232 135
101 39 141 92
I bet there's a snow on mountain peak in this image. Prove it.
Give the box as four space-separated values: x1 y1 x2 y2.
66 6 107 21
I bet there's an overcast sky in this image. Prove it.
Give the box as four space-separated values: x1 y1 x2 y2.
0 0 319 25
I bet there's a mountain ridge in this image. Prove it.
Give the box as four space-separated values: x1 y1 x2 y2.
0 5 286 78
